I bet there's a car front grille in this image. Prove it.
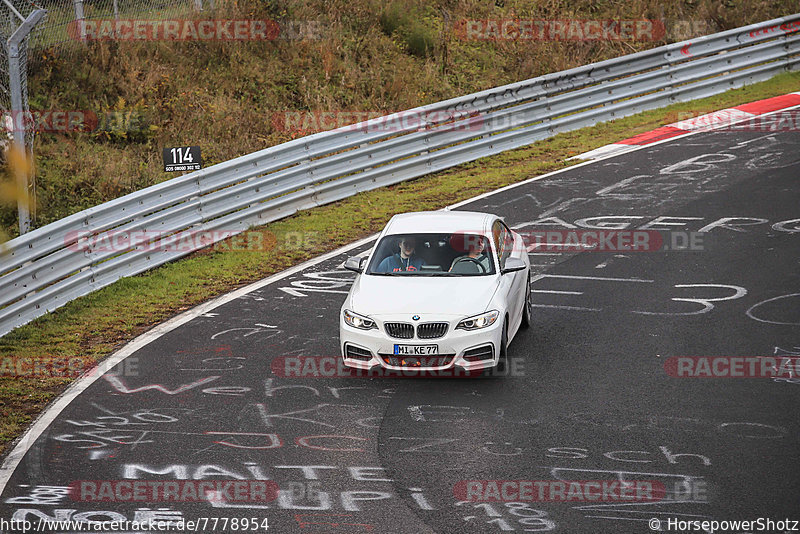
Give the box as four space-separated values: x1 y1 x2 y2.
416 322 448 339
379 354 455 367
384 322 414 339
384 322 448 339
344 344 373 361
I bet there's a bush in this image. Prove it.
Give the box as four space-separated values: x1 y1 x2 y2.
379 2 437 58
405 22 437 57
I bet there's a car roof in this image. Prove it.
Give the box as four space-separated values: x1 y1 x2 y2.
382 211 497 235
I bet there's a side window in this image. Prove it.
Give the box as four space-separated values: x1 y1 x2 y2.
492 221 503 265
493 220 510 269
501 222 514 260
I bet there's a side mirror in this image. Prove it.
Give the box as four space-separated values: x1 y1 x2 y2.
344 256 365 273
501 257 527 274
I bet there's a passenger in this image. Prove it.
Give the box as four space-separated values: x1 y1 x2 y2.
449 237 491 273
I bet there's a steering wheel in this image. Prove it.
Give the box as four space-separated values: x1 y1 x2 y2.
451 256 487 273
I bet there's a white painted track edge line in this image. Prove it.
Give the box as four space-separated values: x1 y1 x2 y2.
0 233 378 490
2 99 800 493
564 96 800 163
566 92 799 161
448 100 800 208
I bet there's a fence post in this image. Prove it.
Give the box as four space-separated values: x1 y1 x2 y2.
193 0 202 11
6 9 46 235
113 0 119 20
7 50 28 234
72 0 85 40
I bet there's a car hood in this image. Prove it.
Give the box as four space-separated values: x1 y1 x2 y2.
348 274 500 317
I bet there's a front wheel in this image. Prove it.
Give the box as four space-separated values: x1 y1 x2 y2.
521 276 532 329
481 319 509 378
494 318 509 376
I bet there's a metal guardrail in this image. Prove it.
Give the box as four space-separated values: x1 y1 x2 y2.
1 14 799 337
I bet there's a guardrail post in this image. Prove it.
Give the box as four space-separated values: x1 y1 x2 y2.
782 33 792 71
666 47 679 104
360 143 372 172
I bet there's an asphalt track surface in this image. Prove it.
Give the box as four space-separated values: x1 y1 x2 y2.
1 124 798 533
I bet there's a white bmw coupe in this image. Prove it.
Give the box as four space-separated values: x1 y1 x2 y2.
339 211 531 373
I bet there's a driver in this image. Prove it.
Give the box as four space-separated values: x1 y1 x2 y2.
449 236 491 273
377 236 426 272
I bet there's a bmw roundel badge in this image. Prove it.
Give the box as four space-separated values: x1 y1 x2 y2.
412 315 420 321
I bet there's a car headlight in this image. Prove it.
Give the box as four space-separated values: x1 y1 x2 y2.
343 310 377 330
456 310 499 330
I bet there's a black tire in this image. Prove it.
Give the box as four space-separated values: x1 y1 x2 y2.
493 318 509 376
521 276 532 329
480 318 509 378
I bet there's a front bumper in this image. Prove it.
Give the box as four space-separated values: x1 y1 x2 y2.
339 314 503 372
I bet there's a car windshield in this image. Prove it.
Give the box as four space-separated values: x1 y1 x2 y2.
366 233 496 276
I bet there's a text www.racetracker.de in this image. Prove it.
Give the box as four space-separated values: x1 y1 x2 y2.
0 516 270 532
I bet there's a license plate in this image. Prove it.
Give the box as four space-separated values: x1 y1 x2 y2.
394 344 438 356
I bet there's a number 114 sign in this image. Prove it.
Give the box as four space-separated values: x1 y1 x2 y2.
163 146 202 172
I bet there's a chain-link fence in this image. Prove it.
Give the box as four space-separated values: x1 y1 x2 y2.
0 0 209 233
28 0 210 50
0 0 46 233
0 0 39 150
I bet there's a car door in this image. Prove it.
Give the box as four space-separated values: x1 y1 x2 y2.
500 221 528 336
493 220 526 333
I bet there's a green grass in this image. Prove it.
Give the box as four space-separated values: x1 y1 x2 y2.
1 70 798 455
3 0 797 236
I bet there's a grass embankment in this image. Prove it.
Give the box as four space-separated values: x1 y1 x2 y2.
1 0 796 236
1 70 799 454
